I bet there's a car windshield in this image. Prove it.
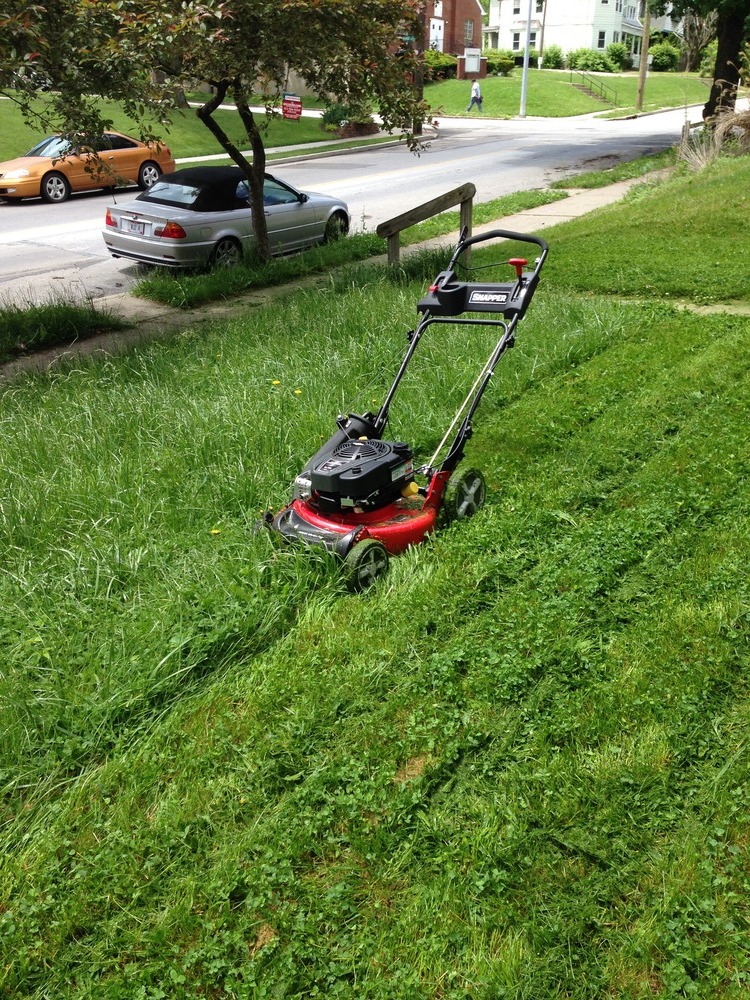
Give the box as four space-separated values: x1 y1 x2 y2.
25 136 75 158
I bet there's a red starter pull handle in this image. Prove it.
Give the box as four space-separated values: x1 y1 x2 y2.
508 257 527 278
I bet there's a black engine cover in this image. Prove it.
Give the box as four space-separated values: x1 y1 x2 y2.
310 439 414 512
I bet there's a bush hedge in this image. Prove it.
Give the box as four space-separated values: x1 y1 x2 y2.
566 48 616 72
423 48 457 80
541 44 564 69
650 41 680 71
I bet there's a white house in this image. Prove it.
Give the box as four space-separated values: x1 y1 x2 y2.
483 1 682 64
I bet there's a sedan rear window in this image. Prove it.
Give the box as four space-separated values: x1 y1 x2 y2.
139 181 202 208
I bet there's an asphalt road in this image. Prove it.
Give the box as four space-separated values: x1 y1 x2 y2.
0 106 699 307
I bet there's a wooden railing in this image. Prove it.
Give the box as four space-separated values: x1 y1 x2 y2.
376 182 476 265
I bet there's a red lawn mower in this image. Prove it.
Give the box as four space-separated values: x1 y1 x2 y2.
265 227 548 589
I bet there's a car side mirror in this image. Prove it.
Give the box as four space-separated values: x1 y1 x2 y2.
300 193 309 203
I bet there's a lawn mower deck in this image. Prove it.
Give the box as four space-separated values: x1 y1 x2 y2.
265 227 548 589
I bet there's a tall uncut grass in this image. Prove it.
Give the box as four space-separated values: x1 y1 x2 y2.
2 235 750 996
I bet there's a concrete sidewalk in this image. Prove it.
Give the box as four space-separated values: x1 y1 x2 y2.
1 175 655 379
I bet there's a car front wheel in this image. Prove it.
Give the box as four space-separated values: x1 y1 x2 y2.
40 172 71 203
323 211 349 243
209 237 242 269
137 161 162 190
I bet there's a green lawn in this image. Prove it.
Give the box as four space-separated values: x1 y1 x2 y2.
543 156 750 304
425 69 712 118
0 95 333 161
1 154 750 997
0 69 713 163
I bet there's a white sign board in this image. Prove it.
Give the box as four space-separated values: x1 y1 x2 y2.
464 48 481 74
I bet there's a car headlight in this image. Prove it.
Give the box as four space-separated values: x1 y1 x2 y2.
3 169 31 179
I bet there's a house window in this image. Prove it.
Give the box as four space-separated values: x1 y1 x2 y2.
464 19 474 45
602 0 608 4
513 3 520 14
512 32 520 51
616 0 623 10
613 31 620 43
434 0 443 14
529 31 537 47
597 30 606 48
536 0 544 11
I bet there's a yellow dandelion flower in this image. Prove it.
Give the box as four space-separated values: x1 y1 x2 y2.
294 389 302 395
272 380 281 386
210 528 221 535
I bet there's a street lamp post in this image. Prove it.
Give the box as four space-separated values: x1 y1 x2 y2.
519 0 534 118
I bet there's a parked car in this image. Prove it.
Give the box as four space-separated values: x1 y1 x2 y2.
102 166 350 269
0 132 175 204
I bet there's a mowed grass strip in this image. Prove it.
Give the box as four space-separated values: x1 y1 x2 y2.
1 254 749 997
542 155 750 304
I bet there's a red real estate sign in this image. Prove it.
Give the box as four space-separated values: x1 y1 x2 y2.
282 94 303 120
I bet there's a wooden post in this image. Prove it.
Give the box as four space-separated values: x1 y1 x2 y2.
376 182 476 265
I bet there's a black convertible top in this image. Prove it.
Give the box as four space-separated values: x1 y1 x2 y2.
136 166 282 213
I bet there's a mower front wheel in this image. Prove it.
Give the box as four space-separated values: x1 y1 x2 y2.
441 467 486 524
345 539 389 592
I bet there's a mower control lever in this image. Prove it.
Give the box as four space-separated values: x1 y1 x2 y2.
508 257 527 278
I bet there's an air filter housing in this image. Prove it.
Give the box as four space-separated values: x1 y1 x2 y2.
309 439 414 513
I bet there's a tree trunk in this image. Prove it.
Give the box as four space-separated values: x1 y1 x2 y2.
682 11 718 74
195 80 271 262
703 5 747 121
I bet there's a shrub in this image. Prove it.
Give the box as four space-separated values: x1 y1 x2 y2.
606 42 632 71
650 42 680 72
321 103 346 127
423 48 457 80
485 49 516 76
567 48 616 73
321 101 377 138
541 44 564 69
699 40 717 78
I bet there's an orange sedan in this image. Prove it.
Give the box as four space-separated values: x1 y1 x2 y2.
0 131 176 204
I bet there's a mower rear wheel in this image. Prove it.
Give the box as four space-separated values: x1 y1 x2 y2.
345 539 389 591
442 467 486 524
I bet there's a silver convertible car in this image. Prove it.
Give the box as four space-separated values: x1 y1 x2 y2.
103 165 350 268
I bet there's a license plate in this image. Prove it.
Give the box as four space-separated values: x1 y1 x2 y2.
127 220 145 235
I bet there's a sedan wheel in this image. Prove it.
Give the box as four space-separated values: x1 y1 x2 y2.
209 237 242 269
40 172 71 204
138 161 162 190
324 211 349 243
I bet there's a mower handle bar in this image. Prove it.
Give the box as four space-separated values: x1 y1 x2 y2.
448 227 549 271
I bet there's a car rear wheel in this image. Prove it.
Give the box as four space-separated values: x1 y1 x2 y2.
209 237 242 269
137 161 162 190
40 172 71 204
323 211 349 243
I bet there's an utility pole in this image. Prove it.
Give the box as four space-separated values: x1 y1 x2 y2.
538 0 548 68
410 4 426 136
519 0 534 117
636 1 651 113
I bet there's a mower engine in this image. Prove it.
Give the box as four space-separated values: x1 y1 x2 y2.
295 438 414 514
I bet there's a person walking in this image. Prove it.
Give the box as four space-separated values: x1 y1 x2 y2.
466 78 483 113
